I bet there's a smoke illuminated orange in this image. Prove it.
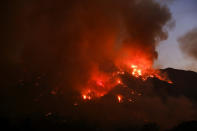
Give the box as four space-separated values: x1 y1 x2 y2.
80 48 173 102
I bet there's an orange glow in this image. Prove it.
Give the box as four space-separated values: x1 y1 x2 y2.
80 49 172 102
131 65 137 68
97 81 104 87
117 95 122 103
128 63 172 83
82 94 91 100
117 79 122 84
88 96 91 100
130 64 143 77
138 70 142 76
80 70 116 100
83 95 87 100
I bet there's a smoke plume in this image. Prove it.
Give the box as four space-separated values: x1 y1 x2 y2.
178 27 197 60
2 0 171 90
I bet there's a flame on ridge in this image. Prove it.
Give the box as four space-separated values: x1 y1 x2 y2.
80 60 172 102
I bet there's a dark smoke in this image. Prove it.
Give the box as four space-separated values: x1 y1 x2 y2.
178 27 197 60
1 0 171 91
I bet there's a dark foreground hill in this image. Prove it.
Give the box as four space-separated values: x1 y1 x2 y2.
1 68 197 131
162 68 197 101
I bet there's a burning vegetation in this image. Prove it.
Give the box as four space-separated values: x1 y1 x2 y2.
81 61 173 102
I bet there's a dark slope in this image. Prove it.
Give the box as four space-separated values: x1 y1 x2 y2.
162 68 197 101
1 68 197 130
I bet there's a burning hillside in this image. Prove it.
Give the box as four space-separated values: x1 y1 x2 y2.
15 0 172 95
2 0 197 130
2 0 173 108
80 62 172 103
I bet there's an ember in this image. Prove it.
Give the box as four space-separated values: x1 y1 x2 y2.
117 95 122 103
117 79 122 84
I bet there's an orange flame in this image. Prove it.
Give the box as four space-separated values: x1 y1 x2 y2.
117 95 122 103
80 53 172 102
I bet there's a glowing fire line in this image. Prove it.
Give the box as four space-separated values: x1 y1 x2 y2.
80 63 172 103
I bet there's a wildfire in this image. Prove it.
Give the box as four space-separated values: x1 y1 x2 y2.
80 58 173 103
129 63 172 83
131 64 142 77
